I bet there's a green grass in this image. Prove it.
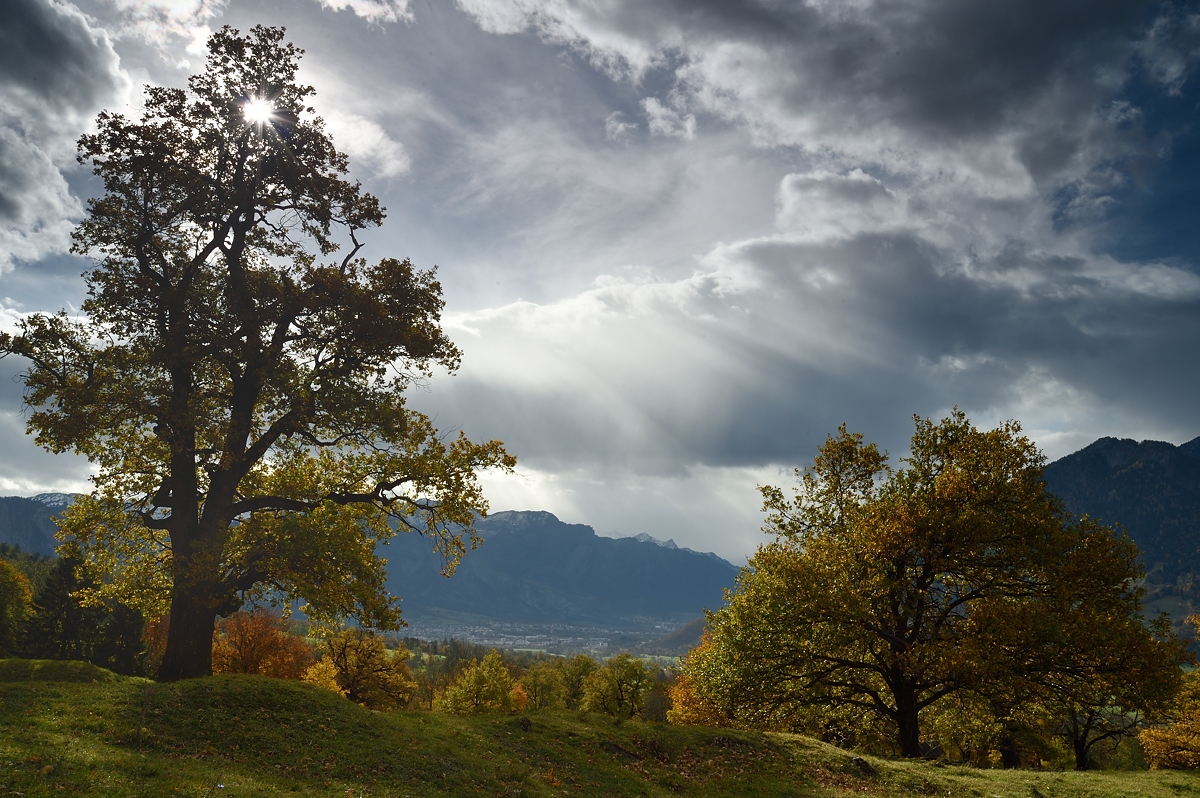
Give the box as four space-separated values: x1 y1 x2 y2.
2 660 1200 797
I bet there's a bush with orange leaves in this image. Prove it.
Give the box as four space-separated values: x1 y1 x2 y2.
1141 619 1200 769
211 608 315 679
667 633 733 728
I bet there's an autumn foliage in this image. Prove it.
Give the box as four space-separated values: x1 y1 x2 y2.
0 560 33 657
680 411 1188 765
304 628 416 711
211 609 315 680
666 636 731 728
1141 619 1200 769
437 651 518 714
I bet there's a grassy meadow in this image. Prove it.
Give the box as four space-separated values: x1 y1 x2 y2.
2 659 1199 798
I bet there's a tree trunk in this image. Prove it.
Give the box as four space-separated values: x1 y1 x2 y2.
157 581 218 681
1073 736 1092 771
895 688 922 757
998 732 1021 768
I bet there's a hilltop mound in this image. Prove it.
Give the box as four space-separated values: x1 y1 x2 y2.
1 660 1197 796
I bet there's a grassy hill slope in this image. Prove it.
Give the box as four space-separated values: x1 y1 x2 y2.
2 661 1200 798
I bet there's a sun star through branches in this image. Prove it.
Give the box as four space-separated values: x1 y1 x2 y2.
243 97 274 126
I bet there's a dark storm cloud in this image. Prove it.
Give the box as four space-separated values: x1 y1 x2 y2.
0 0 1195 553
0 0 127 270
0 0 126 120
463 0 1193 200
416 221 1200 479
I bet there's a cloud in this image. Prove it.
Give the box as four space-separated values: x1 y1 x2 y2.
0 0 130 272
774 170 910 242
454 0 674 79
414 160 1200 485
99 0 410 59
452 0 1198 206
604 111 636 142
1136 3 1200 94
641 97 695 140
322 112 412 178
315 0 412 24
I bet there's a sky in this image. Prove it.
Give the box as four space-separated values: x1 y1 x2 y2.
1 0 1199 563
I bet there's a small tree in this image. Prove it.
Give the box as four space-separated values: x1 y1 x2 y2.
581 653 652 719
0 25 513 682
437 651 515 714
0 561 33 656
211 607 314 679
667 636 731 727
519 660 566 710
311 628 416 710
557 654 598 710
1141 671 1200 769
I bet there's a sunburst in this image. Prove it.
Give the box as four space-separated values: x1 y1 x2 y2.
243 97 275 126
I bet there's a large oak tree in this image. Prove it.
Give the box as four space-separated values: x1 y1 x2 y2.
684 411 1185 760
0 26 514 681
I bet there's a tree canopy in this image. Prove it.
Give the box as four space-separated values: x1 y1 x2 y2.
682 411 1186 762
0 25 514 681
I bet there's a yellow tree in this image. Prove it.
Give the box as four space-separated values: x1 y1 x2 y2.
518 661 566 710
1141 667 1200 769
0 561 33 656
0 26 513 681
437 651 516 714
686 412 1182 759
581 653 653 719
306 628 416 710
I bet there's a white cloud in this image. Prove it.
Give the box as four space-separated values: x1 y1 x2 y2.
454 0 673 79
774 170 910 242
0 127 81 272
315 0 412 24
641 97 695 140
604 111 636 142
322 112 412 178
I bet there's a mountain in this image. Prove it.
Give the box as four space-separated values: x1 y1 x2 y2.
0 494 73 556
1043 436 1200 583
0 498 737 630
381 510 738 628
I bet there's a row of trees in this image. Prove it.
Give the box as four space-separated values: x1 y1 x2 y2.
0 559 673 723
432 650 669 720
673 412 1191 770
0 552 148 674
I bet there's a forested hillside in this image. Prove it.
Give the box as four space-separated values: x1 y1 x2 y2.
1044 436 1200 583
382 510 738 627
0 495 70 557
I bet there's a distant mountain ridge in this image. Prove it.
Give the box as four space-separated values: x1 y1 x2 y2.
0 499 737 630
382 510 738 628
0 494 73 556
15 432 1198 631
1043 435 1200 582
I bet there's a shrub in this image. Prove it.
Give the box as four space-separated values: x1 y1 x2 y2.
211 608 315 680
437 651 517 714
